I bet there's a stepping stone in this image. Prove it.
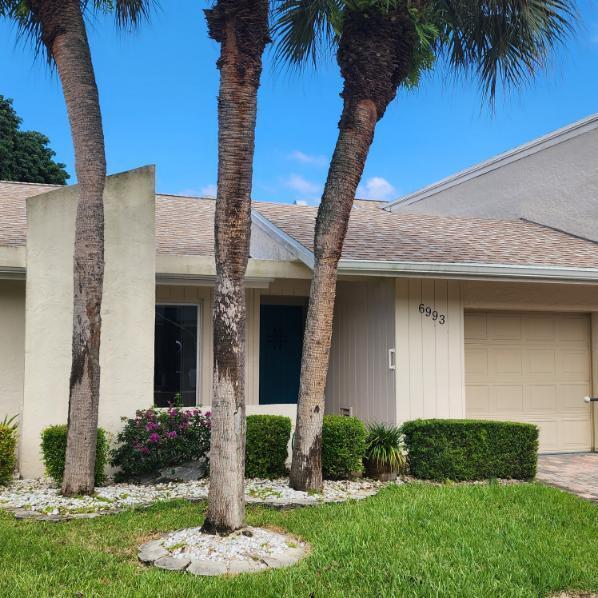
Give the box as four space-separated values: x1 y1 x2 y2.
187 560 228 576
154 556 191 571
263 555 296 569
139 541 170 564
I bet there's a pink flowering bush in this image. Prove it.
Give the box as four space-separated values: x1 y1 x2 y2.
111 405 211 482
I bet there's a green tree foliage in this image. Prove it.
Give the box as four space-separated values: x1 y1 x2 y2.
0 95 69 184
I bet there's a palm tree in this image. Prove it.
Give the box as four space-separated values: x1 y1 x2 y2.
0 0 153 496
201 0 270 535
275 0 575 492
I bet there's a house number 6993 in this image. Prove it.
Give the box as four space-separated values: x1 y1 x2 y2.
418 303 446 325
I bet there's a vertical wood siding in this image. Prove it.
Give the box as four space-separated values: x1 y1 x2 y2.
395 278 465 423
591 313 598 450
326 279 396 425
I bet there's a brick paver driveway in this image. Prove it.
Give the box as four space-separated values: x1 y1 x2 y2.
537 453 598 501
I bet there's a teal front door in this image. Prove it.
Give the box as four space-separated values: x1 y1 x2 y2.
259 304 304 405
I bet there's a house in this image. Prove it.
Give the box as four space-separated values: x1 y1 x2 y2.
1 120 597 479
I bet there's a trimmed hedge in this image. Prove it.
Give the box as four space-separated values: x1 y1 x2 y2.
402 419 539 481
322 415 366 480
0 423 17 485
41 425 108 486
246 415 291 478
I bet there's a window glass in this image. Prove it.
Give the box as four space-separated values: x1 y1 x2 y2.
154 305 198 407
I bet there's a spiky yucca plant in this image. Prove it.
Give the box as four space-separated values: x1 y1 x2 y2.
365 423 407 473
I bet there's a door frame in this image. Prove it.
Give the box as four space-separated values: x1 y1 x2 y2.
258 295 308 405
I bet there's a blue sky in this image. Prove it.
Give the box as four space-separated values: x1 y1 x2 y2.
1 1 597 204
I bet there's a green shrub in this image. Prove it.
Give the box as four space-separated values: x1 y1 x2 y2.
246 415 291 478
41 425 108 486
322 415 366 480
110 407 211 482
0 416 18 485
401 419 538 481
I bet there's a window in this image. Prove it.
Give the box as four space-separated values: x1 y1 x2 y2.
154 305 198 407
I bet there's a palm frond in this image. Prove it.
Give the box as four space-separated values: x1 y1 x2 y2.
111 0 157 29
273 0 343 68
0 1 48 62
437 0 576 101
0 0 157 63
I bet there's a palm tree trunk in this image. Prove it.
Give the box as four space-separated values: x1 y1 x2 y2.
290 100 376 492
29 0 107 496
202 0 269 535
290 8 416 492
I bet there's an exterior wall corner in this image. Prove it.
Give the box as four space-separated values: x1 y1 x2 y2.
19 167 156 477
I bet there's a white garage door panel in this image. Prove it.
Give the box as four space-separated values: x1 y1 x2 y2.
465 312 592 453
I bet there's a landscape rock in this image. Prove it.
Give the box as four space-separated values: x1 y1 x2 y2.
186 560 228 576
156 461 208 483
154 556 191 571
139 526 309 577
139 541 170 564
0 477 389 521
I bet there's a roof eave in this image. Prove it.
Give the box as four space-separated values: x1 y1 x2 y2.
337 259 598 284
0 246 26 276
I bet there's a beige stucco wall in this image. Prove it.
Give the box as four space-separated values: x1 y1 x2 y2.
395 278 465 422
326 279 396 424
0 280 26 422
20 167 156 477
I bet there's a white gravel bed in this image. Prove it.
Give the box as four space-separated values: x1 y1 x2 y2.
0 477 388 521
139 526 309 575
163 526 298 562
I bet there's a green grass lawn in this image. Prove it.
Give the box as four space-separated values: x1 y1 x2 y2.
0 482 596 597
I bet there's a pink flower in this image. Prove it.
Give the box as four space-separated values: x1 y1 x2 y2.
166 430 177 439
148 432 160 443
146 421 159 432
138 446 150 455
205 411 212 418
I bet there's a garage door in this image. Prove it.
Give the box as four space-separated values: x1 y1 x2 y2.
465 311 593 452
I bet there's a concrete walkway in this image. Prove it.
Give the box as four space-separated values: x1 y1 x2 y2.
537 453 598 501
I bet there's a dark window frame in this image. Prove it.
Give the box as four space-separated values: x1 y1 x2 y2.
154 302 201 407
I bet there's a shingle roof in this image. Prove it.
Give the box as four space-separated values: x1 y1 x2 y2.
2 180 597 269
253 202 598 269
0 180 61 247
0 182 217 256
156 194 215 255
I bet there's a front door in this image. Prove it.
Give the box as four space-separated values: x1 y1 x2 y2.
259 304 304 405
